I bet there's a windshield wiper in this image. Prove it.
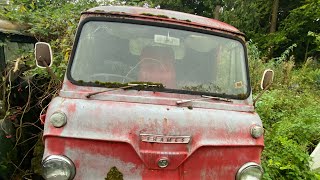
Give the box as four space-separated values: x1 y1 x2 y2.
176 95 231 105
86 83 163 98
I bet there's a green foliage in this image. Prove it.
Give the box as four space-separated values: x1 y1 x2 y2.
149 0 216 17
220 0 272 37
125 0 154 7
248 42 296 92
273 0 320 61
308 31 320 53
0 1 100 178
0 0 99 79
105 166 123 180
250 44 320 179
219 0 320 61
258 88 320 179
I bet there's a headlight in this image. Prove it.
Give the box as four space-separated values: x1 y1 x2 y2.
236 162 263 180
42 155 76 180
250 125 264 138
50 112 67 128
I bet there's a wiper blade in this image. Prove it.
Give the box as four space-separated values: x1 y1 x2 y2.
86 83 163 98
86 84 138 98
128 83 163 88
176 95 231 105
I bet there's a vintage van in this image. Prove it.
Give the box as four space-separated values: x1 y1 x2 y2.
35 6 273 180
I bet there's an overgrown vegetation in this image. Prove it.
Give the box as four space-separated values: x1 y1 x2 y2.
0 1 99 179
248 42 320 179
0 0 319 179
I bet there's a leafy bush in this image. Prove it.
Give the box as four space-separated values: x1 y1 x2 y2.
259 88 320 179
0 1 99 178
249 43 320 179
248 41 297 91
0 1 100 80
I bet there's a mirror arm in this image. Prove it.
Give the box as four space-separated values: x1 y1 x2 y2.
38 56 60 83
253 83 272 107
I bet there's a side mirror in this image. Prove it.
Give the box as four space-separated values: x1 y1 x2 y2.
35 42 53 68
34 42 59 82
253 69 274 106
260 69 274 90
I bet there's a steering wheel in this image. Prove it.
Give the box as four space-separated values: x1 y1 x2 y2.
90 73 134 82
124 58 168 79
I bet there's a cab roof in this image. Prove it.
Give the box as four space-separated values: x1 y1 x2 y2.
84 6 243 36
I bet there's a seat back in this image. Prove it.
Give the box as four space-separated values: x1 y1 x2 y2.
138 46 176 88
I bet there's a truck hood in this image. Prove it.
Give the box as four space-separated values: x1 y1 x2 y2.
43 96 263 168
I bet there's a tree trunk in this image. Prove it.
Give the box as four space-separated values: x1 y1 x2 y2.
268 0 280 58
214 5 221 20
270 0 279 33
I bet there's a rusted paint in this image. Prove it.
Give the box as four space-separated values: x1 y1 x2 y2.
43 95 263 179
45 137 65 155
64 79 77 91
67 103 76 113
44 136 261 179
59 81 255 112
40 114 46 124
84 6 244 36
42 6 263 180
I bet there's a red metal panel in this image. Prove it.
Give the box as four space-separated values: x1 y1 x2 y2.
43 137 261 179
84 6 243 36
43 95 263 179
61 79 254 112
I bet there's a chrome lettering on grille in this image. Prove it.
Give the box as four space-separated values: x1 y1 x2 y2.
140 134 191 144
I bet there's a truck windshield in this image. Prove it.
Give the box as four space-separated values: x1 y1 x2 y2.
70 21 249 97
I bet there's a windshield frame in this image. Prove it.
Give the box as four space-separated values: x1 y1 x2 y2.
66 16 251 100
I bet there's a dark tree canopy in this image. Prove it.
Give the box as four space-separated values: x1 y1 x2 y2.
148 0 320 62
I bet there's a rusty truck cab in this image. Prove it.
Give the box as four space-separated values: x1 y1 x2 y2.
39 6 265 180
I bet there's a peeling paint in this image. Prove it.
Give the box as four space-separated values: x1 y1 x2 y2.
85 6 243 36
41 5 263 180
43 96 263 179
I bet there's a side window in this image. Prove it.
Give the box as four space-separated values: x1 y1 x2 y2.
4 41 33 62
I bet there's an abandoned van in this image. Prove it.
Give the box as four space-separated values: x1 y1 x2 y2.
36 6 273 180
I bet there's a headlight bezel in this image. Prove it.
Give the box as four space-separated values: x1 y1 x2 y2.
42 155 76 180
236 162 263 180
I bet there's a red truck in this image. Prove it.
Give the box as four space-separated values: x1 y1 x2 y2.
35 6 273 180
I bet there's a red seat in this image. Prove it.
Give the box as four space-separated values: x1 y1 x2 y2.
138 46 176 88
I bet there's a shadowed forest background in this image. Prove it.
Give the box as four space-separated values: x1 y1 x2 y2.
0 0 319 179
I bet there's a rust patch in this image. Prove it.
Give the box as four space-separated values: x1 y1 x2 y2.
65 80 77 90
67 103 76 113
46 137 66 154
105 166 123 180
